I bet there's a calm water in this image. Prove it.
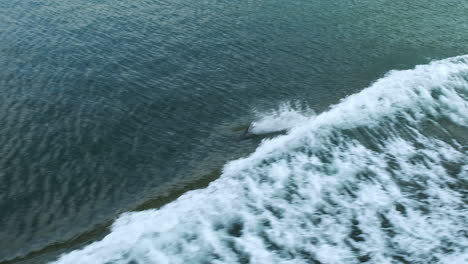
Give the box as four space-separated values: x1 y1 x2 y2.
1 1 467 263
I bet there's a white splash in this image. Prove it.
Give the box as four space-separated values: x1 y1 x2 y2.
52 55 468 264
248 102 315 135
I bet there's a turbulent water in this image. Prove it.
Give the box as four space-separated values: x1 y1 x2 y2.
51 56 468 264
2 0 468 263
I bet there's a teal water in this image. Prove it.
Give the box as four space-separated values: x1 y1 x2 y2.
0 0 467 263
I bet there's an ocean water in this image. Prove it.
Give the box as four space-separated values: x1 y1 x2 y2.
52 55 468 264
1 0 467 263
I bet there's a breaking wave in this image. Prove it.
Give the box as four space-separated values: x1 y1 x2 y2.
52 56 468 264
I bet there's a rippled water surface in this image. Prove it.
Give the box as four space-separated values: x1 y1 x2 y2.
1 1 467 263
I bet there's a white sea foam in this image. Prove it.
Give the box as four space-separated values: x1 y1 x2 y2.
249 102 315 135
52 56 468 264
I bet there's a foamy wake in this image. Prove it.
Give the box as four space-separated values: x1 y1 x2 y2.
52 56 468 264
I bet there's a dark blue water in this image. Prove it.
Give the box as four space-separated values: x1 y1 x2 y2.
1 0 467 263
